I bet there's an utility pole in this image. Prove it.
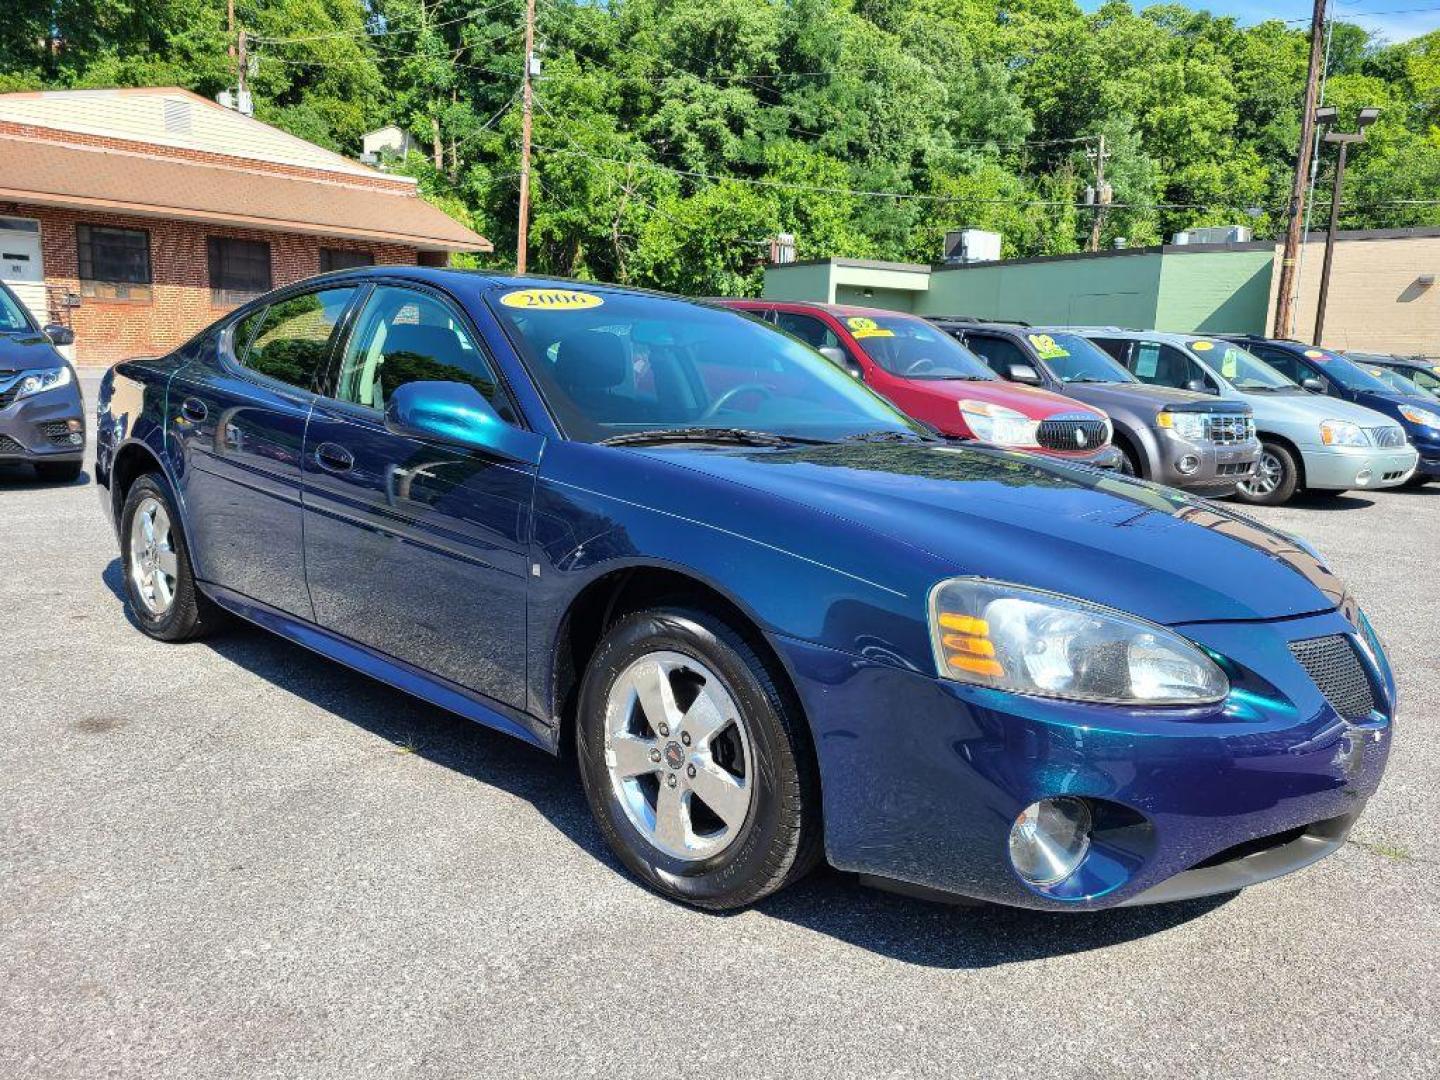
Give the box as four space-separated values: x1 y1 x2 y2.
1087 133 1108 253
1313 107 1380 346
516 0 537 274
1274 0 1329 339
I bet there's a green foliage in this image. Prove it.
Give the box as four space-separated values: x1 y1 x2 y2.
5 1 1438 294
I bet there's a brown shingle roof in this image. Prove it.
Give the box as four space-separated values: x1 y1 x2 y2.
0 134 491 252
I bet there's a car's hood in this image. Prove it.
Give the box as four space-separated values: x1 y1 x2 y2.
907 378 1102 419
1058 381 1242 414
640 442 1348 626
0 331 64 373
1240 387 1394 427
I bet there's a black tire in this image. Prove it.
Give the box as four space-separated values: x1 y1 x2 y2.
119 473 225 642
575 606 822 910
34 460 82 483
1233 440 1300 506
1116 446 1140 477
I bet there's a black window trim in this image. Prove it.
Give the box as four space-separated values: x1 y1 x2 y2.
317 277 530 433
220 280 368 398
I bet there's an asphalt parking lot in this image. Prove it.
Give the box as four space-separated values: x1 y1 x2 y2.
3 377 1437 1078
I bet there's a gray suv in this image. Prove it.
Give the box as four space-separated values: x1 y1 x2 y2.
1078 328 1417 505
932 319 1259 496
0 281 84 482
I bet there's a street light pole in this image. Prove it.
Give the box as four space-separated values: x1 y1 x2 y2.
1312 106 1379 346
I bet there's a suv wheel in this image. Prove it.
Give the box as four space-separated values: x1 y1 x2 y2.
576 606 821 910
1233 441 1299 505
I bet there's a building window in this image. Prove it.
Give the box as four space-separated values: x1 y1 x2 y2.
320 248 375 273
76 224 152 301
207 237 272 306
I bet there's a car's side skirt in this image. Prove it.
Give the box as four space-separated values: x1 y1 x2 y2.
201 582 558 754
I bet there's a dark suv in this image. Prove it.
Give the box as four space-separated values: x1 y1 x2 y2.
0 281 84 482
932 319 1259 495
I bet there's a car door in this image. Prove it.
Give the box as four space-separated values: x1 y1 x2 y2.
170 284 360 617
301 282 538 708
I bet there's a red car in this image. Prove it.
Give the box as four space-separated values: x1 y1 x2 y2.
719 300 1122 466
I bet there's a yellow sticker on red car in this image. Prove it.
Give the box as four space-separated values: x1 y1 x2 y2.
846 316 894 339
500 288 603 310
1027 333 1069 360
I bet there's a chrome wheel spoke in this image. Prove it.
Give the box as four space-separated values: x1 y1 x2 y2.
608 732 659 779
155 544 179 578
679 687 729 747
632 658 680 733
151 567 173 609
652 780 688 851
689 758 748 829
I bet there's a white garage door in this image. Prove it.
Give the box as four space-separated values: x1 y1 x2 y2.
0 216 46 326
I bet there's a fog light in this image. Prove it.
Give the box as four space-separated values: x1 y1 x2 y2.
66 419 82 432
1176 454 1201 475
1356 468 1373 486
1009 797 1092 885
68 432 83 445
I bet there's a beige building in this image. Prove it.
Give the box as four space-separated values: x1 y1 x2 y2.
1278 226 1440 356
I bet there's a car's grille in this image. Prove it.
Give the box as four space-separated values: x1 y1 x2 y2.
1205 414 1255 444
1369 426 1407 448
1288 635 1377 720
0 384 19 409
38 420 75 446
1215 461 1253 476
1037 416 1109 452
0 433 24 455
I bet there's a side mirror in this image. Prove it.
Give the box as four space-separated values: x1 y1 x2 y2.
384 381 541 464
1185 378 1218 395
1008 362 1043 385
819 345 863 379
1301 376 1327 393
43 323 75 346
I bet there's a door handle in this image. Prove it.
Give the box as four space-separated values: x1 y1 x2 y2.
314 442 355 473
181 397 208 422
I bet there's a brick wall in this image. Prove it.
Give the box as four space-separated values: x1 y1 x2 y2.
1 202 419 364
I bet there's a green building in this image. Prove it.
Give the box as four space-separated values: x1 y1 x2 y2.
761 242 1279 334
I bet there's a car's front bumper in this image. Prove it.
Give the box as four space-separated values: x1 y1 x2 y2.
1300 443 1418 490
775 606 1393 911
1032 444 1125 470
1153 434 1260 493
0 381 85 463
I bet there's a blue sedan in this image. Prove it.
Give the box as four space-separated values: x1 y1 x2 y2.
96 268 1394 911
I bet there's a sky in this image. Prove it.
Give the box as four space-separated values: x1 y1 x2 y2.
1080 1 1440 43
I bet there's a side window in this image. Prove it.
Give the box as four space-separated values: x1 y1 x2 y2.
966 333 1029 378
336 285 516 423
1130 342 1205 390
1253 346 1304 383
238 286 357 390
1091 338 1130 365
775 311 840 351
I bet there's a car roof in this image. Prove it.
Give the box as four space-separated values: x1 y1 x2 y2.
309 264 694 303
723 298 925 320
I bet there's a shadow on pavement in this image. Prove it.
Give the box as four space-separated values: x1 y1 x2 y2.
0 462 91 487
97 559 1234 970
1284 491 1376 511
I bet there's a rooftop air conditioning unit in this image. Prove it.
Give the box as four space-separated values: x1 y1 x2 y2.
1172 225 1253 245
943 229 1002 265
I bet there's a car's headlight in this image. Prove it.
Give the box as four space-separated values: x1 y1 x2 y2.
929 578 1229 705
12 365 73 401
1319 419 1367 447
1398 404 1440 429
1157 409 1207 441
958 400 1039 447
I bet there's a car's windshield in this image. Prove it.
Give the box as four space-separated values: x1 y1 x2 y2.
1364 364 1425 396
1195 341 1296 390
1027 331 1135 383
0 287 34 333
1404 365 1440 398
490 287 927 443
842 315 997 381
1307 350 1397 393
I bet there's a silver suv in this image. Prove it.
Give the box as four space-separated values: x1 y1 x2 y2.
1076 328 1416 505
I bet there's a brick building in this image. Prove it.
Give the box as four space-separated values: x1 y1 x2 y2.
0 87 490 364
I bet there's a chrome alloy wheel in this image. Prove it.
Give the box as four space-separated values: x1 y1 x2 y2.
603 650 755 861
128 495 179 616
1239 449 1282 497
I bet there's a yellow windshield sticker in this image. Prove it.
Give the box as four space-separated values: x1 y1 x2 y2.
846 316 893 339
1192 340 1215 351
1304 349 1326 358
1027 333 1070 360
500 288 603 310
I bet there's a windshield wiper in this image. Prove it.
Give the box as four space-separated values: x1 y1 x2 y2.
840 429 937 444
599 427 827 448
1064 376 1109 383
